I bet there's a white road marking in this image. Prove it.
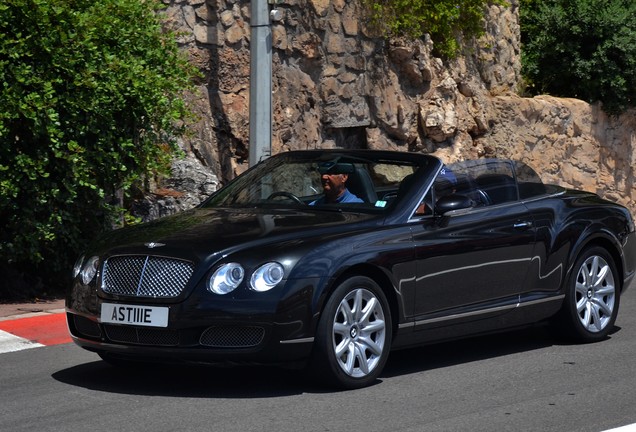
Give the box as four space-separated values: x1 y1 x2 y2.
0 329 44 354
603 424 636 432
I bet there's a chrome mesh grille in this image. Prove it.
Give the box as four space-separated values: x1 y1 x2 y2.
102 255 194 298
200 326 265 348
103 325 180 346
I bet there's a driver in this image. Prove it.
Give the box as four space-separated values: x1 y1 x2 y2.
310 163 363 205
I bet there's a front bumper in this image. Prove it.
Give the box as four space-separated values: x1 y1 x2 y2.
66 278 319 366
67 311 314 366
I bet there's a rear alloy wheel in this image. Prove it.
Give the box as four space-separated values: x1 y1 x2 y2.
559 247 620 342
312 276 392 389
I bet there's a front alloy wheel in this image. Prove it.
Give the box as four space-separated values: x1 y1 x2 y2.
312 276 392 389
332 288 387 378
559 246 620 342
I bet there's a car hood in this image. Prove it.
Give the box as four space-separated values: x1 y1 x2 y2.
89 207 378 261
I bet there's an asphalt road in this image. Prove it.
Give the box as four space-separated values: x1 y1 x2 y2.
2 290 636 432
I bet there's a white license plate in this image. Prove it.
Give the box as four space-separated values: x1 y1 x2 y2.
100 303 169 328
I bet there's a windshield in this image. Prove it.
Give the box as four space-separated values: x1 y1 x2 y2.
201 151 434 213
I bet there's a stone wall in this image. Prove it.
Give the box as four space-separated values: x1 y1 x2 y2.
488 95 636 210
135 0 636 218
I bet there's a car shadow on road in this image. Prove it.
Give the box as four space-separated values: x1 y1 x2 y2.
52 359 314 398
52 324 620 397
383 323 621 378
383 325 556 378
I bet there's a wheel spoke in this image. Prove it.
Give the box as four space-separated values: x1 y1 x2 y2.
354 343 370 374
334 336 350 357
591 297 613 317
593 265 609 287
575 281 588 297
583 264 593 286
333 322 349 336
595 285 615 297
344 343 355 374
581 303 592 328
358 336 383 356
576 296 587 313
352 289 364 321
338 300 354 325
361 319 385 334
359 297 378 324
589 303 603 332
590 256 600 281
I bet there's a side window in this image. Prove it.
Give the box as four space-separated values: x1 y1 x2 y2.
514 161 547 199
433 167 458 200
439 160 519 208
369 164 416 206
415 188 434 216
414 166 460 216
412 159 524 216
473 175 516 204
432 164 490 208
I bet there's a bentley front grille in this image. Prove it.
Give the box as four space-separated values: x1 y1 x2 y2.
102 255 194 298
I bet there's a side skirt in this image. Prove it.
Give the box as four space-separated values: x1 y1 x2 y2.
392 295 564 349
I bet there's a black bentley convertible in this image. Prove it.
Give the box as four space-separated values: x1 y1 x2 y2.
67 150 636 388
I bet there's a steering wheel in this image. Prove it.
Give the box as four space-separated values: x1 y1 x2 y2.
266 191 304 205
475 189 492 207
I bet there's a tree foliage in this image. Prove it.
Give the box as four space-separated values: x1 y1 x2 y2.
0 0 197 297
362 0 503 58
520 0 636 115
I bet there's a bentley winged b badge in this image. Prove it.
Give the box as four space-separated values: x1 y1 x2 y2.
144 242 165 249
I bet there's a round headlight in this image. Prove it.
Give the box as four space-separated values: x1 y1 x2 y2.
81 256 100 285
73 255 85 279
208 263 244 295
250 262 284 292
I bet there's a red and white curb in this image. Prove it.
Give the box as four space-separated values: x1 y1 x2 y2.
0 311 71 354
0 330 44 353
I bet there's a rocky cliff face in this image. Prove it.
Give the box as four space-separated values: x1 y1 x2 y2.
135 0 636 217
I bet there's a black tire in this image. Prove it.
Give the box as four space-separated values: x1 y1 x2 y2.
557 246 620 342
310 276 392 389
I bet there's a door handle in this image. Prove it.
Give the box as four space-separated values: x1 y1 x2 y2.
513 221 533 229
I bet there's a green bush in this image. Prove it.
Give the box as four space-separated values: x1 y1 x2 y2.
0 0 197 298
521 0 636 115
362 0 503 58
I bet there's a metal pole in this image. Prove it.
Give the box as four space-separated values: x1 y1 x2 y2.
248 0 272 167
